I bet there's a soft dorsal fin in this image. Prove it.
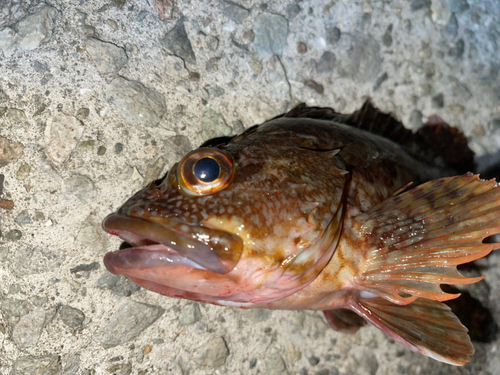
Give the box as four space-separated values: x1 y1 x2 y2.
282 100 475 174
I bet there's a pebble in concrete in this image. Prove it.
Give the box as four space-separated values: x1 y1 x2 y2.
0 248 8 262
64 174 96 203
98 273 141 297
178 303 202 326
339 349 379 375
164 55 190 78
411 0 431 11
232 120 245 133
70 262 100 274
1 299 33 325
44 114 84 165
106 362 132 375
266 353 289 375
14 210 30 226
326 27 341 45
11 355 62 375
98 299 165 348
106 77 167 127
161 18 196 65
163 135 192 165
0 136 24 167
431 0 452 26
265 55 291 101
194 336 229 368
253 13 289 55
85 37 128 74
63 354 80 375
287 4 301 19
432 93 445 108
10 247 64 276
241 308 272 323
201 109 232 141
2 108 27 124
76 214 108 250
15 162 30 180
335 32 382 83
12 307 56 349
445 14 458 36
59 305 85 331
249 58 263 74
0 5 57 57
315 51 336 74
221 0 250 24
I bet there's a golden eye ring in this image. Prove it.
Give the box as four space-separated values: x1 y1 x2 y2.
176 148 234 196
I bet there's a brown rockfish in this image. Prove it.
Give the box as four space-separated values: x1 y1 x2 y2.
103 102 500 365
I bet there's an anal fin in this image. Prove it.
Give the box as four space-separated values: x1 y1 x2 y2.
350 296 473 365
354 173 500 305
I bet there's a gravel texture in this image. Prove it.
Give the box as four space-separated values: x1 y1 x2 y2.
1 0 500 374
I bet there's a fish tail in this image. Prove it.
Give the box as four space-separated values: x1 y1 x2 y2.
354 173 500 305
349 296 473 365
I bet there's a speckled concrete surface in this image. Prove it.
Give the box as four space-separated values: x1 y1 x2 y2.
1 1 500 374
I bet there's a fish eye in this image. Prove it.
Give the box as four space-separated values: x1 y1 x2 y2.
177 148 234 196
193 157 221 183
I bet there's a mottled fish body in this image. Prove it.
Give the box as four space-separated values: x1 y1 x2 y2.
103 102 500 365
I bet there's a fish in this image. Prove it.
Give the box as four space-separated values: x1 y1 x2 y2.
102 101 500 365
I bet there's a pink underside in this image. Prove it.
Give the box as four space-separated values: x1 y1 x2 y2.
104 227 331 305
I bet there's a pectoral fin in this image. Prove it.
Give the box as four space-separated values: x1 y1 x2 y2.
353 173 500 305
350 296 473 365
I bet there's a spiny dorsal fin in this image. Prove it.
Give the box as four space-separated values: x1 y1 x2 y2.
283 100 475 174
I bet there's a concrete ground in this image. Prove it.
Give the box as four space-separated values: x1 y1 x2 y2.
1 0 500 374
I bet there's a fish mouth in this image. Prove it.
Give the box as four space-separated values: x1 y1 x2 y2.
102 214 244 275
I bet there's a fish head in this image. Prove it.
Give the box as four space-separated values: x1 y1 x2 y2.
103 122 349 306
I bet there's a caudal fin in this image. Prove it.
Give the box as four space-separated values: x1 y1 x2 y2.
350 296 473 365
353 173 500 305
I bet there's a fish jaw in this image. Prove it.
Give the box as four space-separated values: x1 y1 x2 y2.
102 209 338 303
102 213 290 299
103 213 243 274
102 212 252 297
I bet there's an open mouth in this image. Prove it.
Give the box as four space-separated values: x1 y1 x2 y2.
102 214 243 275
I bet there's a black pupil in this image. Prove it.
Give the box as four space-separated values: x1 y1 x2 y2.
193 157 220 183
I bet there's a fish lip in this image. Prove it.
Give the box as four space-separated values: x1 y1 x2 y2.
103 242 208 275
102 213 243 274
